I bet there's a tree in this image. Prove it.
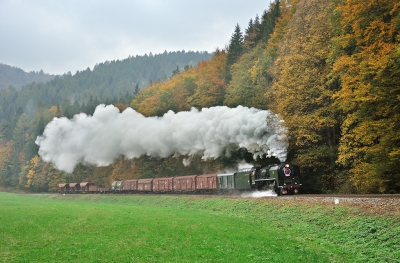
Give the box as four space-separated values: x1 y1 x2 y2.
271 0 338 192
131 68 194 116
24 155 63 192
189 50 227 108
171 66 180 77
260 0 281 43
0 141 13 186
226 24 244 82
224 44 268 109
243 17 259 51
330 0 400 193
134 83 140 95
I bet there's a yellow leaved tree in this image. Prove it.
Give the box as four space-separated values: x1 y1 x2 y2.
331 0 400 193
270 0 339 192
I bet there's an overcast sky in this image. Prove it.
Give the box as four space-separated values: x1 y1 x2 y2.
0 0 272 75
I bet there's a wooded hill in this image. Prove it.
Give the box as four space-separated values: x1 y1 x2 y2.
0 64 55 91
0 0 399 194
0 50 212 122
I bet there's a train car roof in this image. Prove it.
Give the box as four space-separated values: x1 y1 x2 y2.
216 173 234 177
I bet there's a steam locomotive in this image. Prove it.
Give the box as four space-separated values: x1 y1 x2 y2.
59 163 301 196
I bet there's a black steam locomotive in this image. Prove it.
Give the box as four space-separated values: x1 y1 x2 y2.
250 163 301 195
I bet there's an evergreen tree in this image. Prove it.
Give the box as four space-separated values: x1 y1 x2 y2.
244 18 258 51
260 0 281 43
134 83 140 95
245 18 254 36
171 66 180 77
13 114 29 149
226 24 244 82
226 24 244 67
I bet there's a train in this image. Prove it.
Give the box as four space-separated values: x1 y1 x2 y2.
58 163 301 196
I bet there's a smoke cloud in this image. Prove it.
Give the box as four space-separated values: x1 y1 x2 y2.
36 105 289 173
241 190 277 198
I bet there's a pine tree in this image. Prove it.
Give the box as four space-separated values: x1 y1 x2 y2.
226 24 244 82
260 0 281 43
134 83 140 95
226 24 244 67
171 66 180 77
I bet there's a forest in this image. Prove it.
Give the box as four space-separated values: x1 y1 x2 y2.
0 50 212 122
0 64 55 91
0 0 399 194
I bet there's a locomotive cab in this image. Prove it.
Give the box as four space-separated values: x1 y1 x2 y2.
250 166 277 191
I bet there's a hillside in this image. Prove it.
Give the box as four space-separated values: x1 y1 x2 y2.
0 50 212 120
0 63 55 90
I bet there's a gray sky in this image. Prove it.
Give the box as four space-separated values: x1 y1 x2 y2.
0 0 271 75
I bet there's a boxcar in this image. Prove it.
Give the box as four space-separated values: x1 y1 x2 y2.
123 180 138 193
173 175 197 192
196 174 218 191
88 184 99 192
234 169 252 190
217 173 235 190
153 177 174 192
137 178 153 192
97 185 109 193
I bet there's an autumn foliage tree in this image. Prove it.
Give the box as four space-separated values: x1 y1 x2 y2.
188 50 227 108
251 0 299 109
270 0 339 192
330 0 400 193
132 51 227 115
224 44 270 109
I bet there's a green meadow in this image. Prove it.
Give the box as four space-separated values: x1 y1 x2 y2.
0 192 399 263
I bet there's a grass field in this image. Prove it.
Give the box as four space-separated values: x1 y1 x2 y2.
0 192 399 263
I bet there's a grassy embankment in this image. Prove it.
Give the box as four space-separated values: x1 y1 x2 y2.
0 192 399 263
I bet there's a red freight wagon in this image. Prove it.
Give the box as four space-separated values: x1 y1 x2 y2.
88 184 99 192
97 186 109 192
153 177 174 192
196 173 218 191
173 175 197 192
123 180 138 192
87 184 108 193
137 178 153 192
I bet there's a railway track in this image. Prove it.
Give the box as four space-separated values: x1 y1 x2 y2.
277 194 400 210
161 193 400 209
57 191 400 211
290 194 400 198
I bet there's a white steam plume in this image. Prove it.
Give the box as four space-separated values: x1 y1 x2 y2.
36 105 289 173
241 190 278 198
